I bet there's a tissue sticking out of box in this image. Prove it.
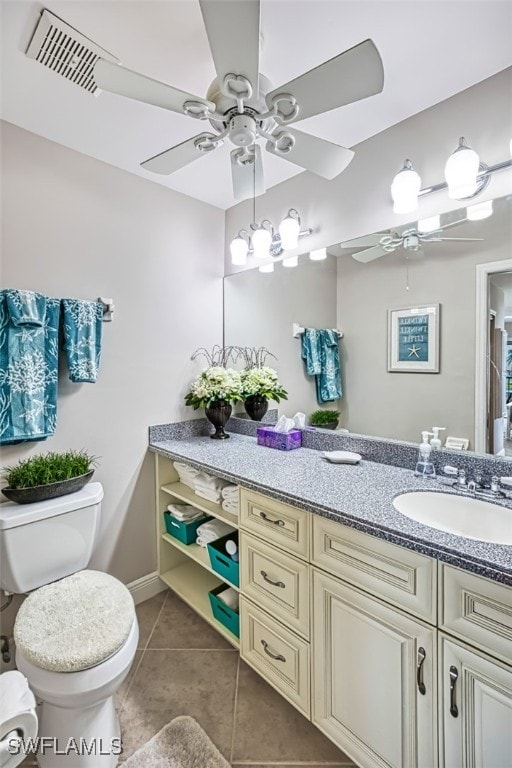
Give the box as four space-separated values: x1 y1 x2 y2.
274 415 295 433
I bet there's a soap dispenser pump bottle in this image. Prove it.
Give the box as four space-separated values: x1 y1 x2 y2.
415 431 436 478
430 427 446 450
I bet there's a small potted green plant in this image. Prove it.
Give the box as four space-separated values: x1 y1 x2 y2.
1 450 97 504
310 409 340 430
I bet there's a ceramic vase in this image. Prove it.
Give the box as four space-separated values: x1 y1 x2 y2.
205 400 232 439
244 395 269 421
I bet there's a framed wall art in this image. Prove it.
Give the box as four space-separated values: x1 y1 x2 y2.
388 304 440 373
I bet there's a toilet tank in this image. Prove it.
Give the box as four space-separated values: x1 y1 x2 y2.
0 482 103 594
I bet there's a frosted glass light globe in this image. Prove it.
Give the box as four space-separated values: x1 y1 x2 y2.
252 227 272 259
278 214 300 250
229 236 248 265
445 138 479 199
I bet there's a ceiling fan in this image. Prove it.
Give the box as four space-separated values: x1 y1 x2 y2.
92 0 384 201
340 218 484 263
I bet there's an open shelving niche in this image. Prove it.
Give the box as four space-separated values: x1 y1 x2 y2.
155 455 240 649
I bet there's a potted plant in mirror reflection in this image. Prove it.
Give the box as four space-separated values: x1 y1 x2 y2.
185 366 243 439
1 450 97 504
310 409 340 430
240 365 288 421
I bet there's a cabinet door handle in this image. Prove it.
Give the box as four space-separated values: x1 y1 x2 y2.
416 646 426 695
260 570 285 588
449 665 459 718
259 511 285 527
261 639 286 662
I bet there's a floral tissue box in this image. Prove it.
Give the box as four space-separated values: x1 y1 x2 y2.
256 426 302 451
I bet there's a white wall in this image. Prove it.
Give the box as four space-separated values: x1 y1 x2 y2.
0 122 225 609
225 68 512 273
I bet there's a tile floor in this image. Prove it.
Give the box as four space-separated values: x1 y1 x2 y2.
117 590 356 767
20 591 356 767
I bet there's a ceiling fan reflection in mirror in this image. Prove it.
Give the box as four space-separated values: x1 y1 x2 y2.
341 218 484 263
85 0 384 201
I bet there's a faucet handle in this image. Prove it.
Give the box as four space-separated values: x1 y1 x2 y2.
457 469 466 486
491 476 500 493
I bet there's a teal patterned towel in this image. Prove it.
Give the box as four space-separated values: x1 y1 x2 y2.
0 289 60 444
301 328 342 404
62 299 103 383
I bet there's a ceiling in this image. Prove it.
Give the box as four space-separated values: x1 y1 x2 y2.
1 1 511 210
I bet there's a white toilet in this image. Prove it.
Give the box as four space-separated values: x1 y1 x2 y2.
0 483 139 767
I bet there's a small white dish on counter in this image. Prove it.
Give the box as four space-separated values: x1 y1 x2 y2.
323 451 362 464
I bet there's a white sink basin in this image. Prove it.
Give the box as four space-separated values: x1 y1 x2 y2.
393 491 512 545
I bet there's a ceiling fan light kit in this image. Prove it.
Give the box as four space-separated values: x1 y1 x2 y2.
229 209 312 266
391 137 512 214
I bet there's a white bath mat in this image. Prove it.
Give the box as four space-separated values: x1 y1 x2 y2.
122 716 231 768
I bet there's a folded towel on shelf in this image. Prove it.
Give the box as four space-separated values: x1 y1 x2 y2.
221 484 239 500
217 588 239 613
194 488 222 504
166 503 204 522
221 500 239 516
193 472 229 492
173 462 199 489
195 519 234 547
62 298 103 383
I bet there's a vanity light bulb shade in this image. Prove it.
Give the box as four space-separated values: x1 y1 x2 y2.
282 255 298 267
230 236 248 265
278 215 300 250
444 138 479 199
466 199 493 221
391 163 421 214
310 248 327 261
259 262 274 273
252 227 272 259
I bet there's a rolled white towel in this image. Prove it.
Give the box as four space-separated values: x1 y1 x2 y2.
221 499 239 513
196 519 234 546
221 485 239 500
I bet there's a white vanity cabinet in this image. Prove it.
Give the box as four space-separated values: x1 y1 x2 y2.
239 488 312 717
438 634 512 768
311 515 438 768
153 454 512 768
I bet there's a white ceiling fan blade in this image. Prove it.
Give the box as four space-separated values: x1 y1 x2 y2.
231 145 265 202
266 39 384 123
94 59 214 115
352 245 388 263
425 237 485 242
199 0 260 96
266 128 354 179
339 233 388 249
141 134 220 175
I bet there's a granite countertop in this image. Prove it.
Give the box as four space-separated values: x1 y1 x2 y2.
149 433 512 585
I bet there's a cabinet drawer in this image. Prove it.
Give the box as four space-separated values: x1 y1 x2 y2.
240 489 309 560
240 533 310 639
440 564 512 665
312 515 437 623
240 596 310 717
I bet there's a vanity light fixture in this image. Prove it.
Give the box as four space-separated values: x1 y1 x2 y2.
466 199 494 221
310 247 327 261
391 159 421 214
229 209 313 264
391 138 512 213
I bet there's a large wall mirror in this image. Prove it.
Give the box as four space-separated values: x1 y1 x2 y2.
224 194 512 456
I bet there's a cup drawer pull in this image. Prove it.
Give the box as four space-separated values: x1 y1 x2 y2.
259 511 285 527
260 570 285 588
261 639 286 662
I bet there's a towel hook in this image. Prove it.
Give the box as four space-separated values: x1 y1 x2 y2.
98 297 114 322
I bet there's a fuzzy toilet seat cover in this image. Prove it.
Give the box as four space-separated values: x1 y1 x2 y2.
14 570 135 673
